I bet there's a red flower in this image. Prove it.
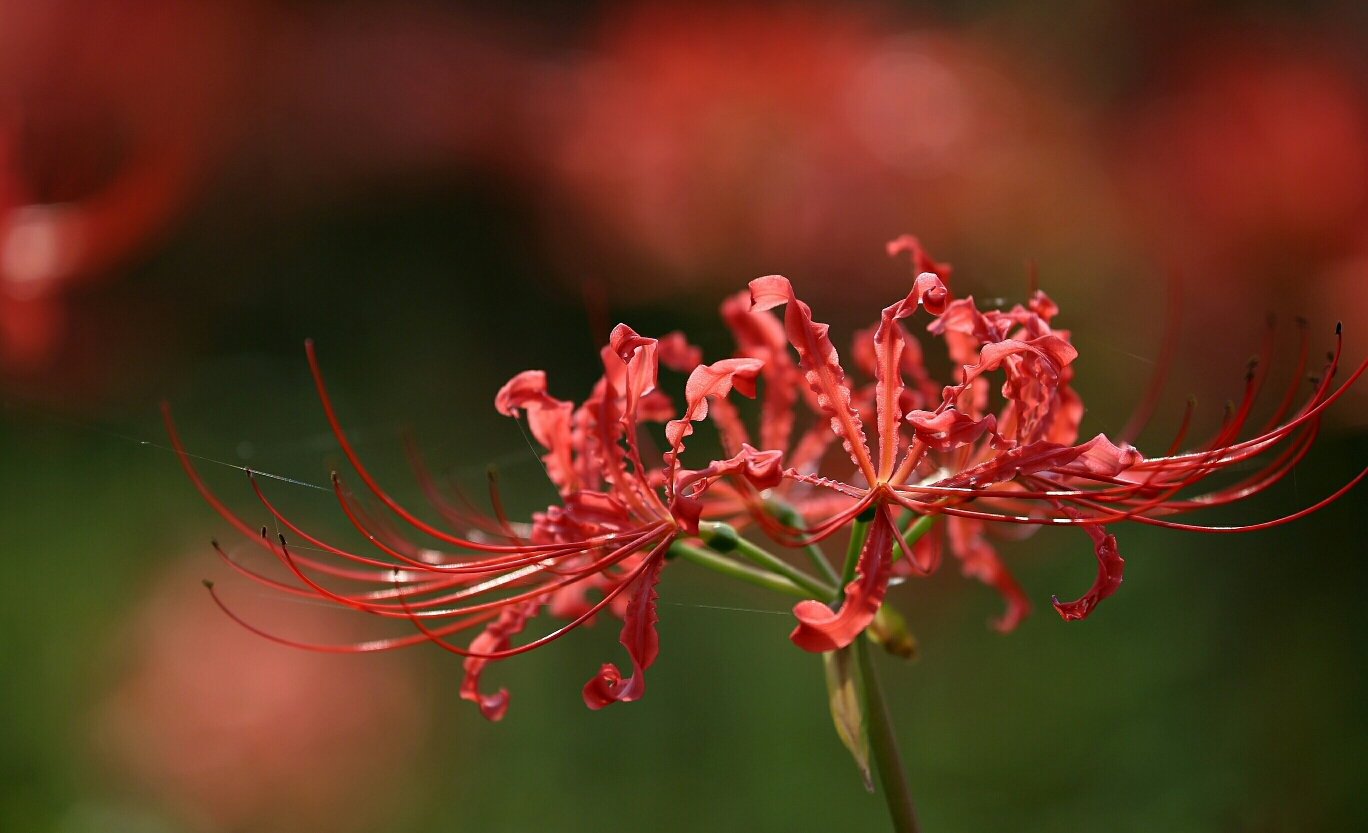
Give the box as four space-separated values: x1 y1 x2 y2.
169 233 1368 722
736 237 1368 651
165 327 783 719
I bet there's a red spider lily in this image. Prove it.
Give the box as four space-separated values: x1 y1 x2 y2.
169 232 1367 726
164 327 785 720
738 236 1368 653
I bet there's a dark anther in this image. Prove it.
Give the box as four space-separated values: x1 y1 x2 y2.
202 579 214 589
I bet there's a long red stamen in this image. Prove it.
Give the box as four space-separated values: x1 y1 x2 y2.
203 582 499 653
395 537 671 660
306 340 598 554
401 432 518 538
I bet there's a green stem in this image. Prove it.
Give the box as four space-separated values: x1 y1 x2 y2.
763 497 841 587
856 638 920 833
667 541 812 599
698 522 835 601
842 511 875 588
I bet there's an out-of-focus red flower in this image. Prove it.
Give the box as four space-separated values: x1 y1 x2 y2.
1116 31 1368 292
0 0 260 374
94 556 426 833
1108 30 1368 408
0 0 534 377
535 2 1096 299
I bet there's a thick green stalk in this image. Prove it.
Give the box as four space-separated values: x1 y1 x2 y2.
856 638 920 833
841 510 876 588
698 522 835 601
667 541 812 599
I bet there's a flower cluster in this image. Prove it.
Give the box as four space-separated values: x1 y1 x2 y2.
167 235 1367 721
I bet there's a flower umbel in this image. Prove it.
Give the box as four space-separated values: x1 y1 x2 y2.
733 237 1366 654
164 324 792 719
168 236 1366 833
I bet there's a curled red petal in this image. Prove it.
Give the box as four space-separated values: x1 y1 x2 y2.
1028 289 1059 323
609 324 660 411
670 444 783 535
609 323 656 363
885 234 953 296
495 370 553 416
664 357 764 476
955 335 1078 392
872 273 949 477
750 275 876 483
583 662 630 710
721 290 798 452
732 444 785 491
493 370 577 494
928 297 1003 366
936 440 1087 490
905 409 998 453
790 509 893 653
461 599 542 722
855 323 936 405
1052 509 1123 622
1060 434 1144 477
606 324 672 514
583 547 667 709
941 329 1077 446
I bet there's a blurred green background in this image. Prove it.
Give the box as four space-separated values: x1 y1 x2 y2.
2 1 1367 831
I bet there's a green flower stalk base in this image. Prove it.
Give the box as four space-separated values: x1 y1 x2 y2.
859 637 920 833
668 511 937 833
